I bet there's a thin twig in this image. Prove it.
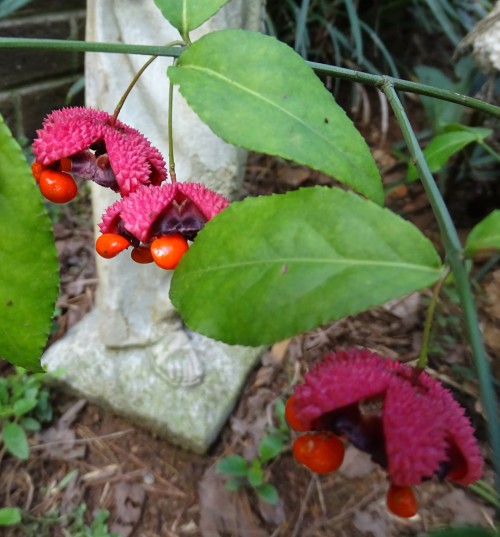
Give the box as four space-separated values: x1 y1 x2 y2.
291 476 315 537
30 428 134 450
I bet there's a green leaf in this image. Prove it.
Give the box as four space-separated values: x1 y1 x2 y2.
258 435 285 462
465 211 500 256
170 187 443 345
0 0 34 19
422 526 498 537
2 422 29 459
274 399 287 430
224 477 243 492
20 417 41 432
153 0 230 37
216 454 248 477
0 115 59 371
407 128 491 181
414 59 475 131
0 507 21 526
247 464 264 487
12 397 38 417
255 483 279 505
168 29 383 204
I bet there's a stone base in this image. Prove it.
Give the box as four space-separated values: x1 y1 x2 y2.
42 309 262 454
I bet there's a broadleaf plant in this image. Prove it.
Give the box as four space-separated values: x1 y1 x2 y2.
0 116 59 371
153 0 230 38
407 127 492 181
170 186 443 345
168 29 384 204
465 210 500 256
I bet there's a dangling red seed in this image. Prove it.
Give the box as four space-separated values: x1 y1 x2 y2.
386 484 418 518
150 234 189 270
96 233 130 259
31 162 45 184
285 395 309 432
131 246 154 264
38 170 78 203
292 433 345 474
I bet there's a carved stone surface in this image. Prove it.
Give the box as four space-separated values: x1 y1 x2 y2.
42 0 264 453
43 310 260 453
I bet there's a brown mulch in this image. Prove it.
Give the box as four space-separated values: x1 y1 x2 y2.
1 118 498 536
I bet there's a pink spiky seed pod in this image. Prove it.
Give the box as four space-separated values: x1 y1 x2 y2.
97 182 230 269
288 348 484 516
32 107 166 198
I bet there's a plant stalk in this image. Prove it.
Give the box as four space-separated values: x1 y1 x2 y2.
417 268 450 369
310 61 500 118
112 55 158 124
382 79 500 504
168 79 177 183
0 37 183 58
0 37 499 118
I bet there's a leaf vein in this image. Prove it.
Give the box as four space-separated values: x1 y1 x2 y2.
180 64 346 155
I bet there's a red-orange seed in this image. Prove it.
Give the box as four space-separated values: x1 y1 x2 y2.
96 233 130 259
150 234 189 270
386 484 418 518
292 433 345 474
38 170 77 203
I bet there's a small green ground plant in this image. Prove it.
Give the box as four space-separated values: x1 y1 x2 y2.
0 503 118 537
0 367 52 460
216 399 289 504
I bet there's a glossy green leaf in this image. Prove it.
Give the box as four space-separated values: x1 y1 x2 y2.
258 435 285 461
465 211 500 256
170 187 442 345
255 483 279 505
12 397 38 417
216 454 248 477
20 417 41 432
0 507 21 526
168 29 383 204
153 0 230 36
247 464 264 487
0 116 59 371
407 127 491 181
2 422 29 459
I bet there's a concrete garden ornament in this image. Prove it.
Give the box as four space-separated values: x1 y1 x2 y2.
36 0 265 455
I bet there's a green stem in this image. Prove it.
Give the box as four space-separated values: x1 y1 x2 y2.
111 40 185 124
0 37 183 58
309 61 500 118
382 79 500 504
112 55 158 124
168 78 176 183
417 268 450 369
0 37 499 118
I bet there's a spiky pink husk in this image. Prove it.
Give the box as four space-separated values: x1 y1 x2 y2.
99 198 125 235
32 107 166 195
292 348 483 486
117 182 230 242
293 348 393 428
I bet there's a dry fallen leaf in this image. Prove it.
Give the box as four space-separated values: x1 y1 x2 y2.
110 482 146 537
198 467 268 537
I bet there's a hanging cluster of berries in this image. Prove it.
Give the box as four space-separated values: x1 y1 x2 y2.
285 348 484 519
31 107 229 270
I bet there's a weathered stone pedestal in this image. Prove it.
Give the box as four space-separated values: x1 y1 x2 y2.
42 0 264 453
